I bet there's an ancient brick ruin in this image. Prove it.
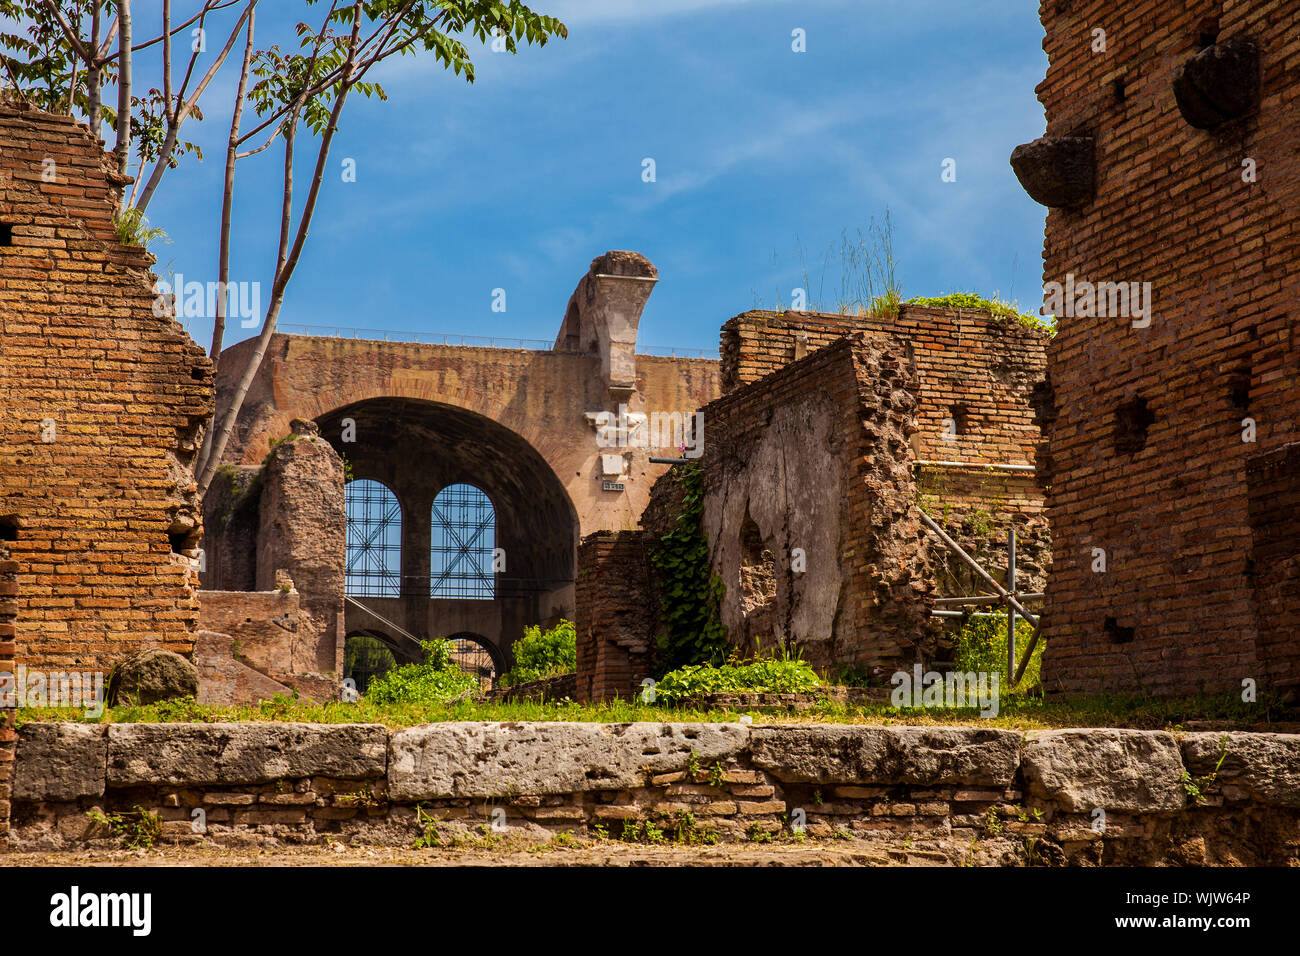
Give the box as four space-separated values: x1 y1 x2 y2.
197 418 346 703
0 106 214 677
204 252 719 684
1015 0 1300 695
0 545 15 847
576 305 1051 700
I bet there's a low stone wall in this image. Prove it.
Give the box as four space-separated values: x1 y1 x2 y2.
6 722 1299 864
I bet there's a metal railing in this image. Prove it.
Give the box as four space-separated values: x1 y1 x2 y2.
277 322 718 359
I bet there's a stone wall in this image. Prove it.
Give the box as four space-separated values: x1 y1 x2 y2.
253 420 345 679
1021 0 1300 695
8 721 1299 865
0 106 214 674
193 419 345 703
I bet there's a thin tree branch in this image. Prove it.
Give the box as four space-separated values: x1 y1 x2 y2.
208 3 255 382
38 0 92 63
196 3 363 497
135 0 254 213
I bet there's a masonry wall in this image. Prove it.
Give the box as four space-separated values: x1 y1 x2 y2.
0 546 16 846
574 531 656 702
1028 0 1300 694
722 306 1049 469
700 335 937 671
254 421 345 681
0 106 214 674
722 308 1051 609
9 721 1300 866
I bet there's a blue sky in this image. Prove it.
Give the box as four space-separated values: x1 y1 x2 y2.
137 0 1050 355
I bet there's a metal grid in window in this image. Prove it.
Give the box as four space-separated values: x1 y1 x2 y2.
345 479 401 597
431 483 495 599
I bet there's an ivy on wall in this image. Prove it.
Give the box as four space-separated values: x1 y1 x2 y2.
649 462 729 675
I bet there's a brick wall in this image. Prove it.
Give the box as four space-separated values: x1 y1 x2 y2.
722 306 1049 470
1027 0 1300 694
0 106 214 674
0 545 16 846
574 531 656 702
701 334 937 670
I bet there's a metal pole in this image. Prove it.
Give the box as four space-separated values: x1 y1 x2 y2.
915 507 1039 627
1007 527 1016 681
1012 619 1043 687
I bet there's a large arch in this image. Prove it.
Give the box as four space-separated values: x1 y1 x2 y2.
318 397 579 667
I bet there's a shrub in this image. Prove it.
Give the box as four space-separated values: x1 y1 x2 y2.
654 654 822 704
364 639 476 705
500 619 576 687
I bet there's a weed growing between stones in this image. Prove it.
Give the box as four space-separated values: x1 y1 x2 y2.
87 806 162 850
1182 735 1229 804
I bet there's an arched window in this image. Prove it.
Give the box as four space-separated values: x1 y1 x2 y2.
445 632 500 680
345 479 402 597
431 483 495 599
343 633 397 693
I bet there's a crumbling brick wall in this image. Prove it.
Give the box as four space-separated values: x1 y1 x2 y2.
721 306 1048 467
574 531 656 702
723 307 1050 600
0 545 16 846
1024 0 1300 695
0 106 214 674
255 420 345 679
701 335 937 671
200 464 261 592
196 419 346 700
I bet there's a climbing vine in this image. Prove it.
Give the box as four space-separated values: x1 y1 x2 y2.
649 462 729 675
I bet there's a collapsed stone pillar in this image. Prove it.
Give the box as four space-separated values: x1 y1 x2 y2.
553 251 658 398
256 419 347 680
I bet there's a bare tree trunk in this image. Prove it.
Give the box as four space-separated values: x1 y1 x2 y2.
195 5 363 498
113 0 132 185
87 4 102 135
135 1 255 215
208 5 255 381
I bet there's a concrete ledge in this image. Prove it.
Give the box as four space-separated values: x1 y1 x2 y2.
107 723 388 787
13 723 107 802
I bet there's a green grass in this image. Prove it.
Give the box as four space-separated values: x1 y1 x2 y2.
14 688 1292 731
905 292 1055 336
